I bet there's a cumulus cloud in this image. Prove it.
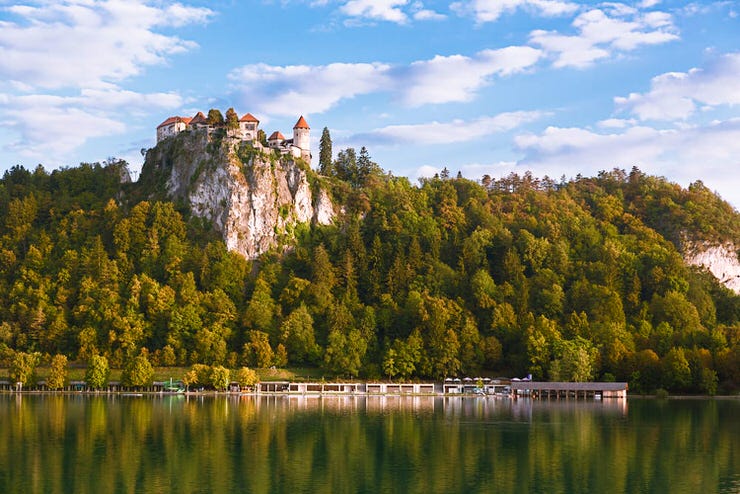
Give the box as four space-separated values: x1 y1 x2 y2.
513 120 740 206
1 88 183 158
229 62 391 115
0 0 213 89
399 46 542 106
615 52 740 120
339 0 409 24
353 111 546 146
0 1 207 161
451 0 578 23
229 46 541 114
530 7 679 68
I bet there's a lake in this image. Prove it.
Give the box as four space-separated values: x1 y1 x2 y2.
0 394 737 493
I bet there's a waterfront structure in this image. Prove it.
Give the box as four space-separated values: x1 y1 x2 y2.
510 381 628 399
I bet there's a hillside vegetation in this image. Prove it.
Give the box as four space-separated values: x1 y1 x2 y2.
0 158 738 393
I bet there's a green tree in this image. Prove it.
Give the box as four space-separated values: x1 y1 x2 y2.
85 354 110 390
47 354 68 390
244 277 277 335
662 347 691 391
279 305 319 365
236 367 259 388
210 365 230 391
243 330 274 368
319 127 333 175
207 108 224 126
121 349 154 388
10 351 40 387
550 337 598 382
225 107 239 132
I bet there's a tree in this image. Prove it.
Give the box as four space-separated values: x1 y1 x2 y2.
236 367 259 388
85 354 110 390
47 354 68 390
662 347 691 391
210 365 230 391
10 351 40 387
243 330 274 368
356 146 380 186
550 337 598 382
319 127 333 175
279 305 319 365
207 108 224 126
334 148 357 186
225 107 239 132
244 277 277 335
121 350 154 388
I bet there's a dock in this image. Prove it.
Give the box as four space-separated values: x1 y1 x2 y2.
510 381 628 399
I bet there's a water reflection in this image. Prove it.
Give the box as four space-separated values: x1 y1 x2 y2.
0 394 736 494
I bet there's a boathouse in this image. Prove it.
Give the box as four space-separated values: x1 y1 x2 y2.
510 381 628 399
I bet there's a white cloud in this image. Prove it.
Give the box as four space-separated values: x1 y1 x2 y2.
615 52 740 120
354 111 546 145
411 1 446 21
0 0 213 90
530 7 679 68
514 119 740 206
1 87 183 160
598 118 637 128
229 46 541 114
0 1 209 164
229 62 391 115
398 46 543 106
340 0 409 24
451 0 578 23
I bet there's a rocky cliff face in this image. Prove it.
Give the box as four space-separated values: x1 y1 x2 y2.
141 131 335 259
684 243 740 293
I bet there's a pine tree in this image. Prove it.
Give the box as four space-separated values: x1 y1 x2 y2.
319 127 333 175
225 108 239 132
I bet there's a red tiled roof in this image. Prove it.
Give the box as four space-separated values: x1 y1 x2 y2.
190 111 207 125
157 116 190 128
240 112 259 123
293 115 309 129
269 131 285 141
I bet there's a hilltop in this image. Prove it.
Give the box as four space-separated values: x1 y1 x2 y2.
0 135 738 393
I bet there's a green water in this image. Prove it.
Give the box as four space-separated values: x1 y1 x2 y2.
0 394 737 493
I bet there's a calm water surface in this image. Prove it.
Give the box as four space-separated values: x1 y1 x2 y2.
0 394 737 493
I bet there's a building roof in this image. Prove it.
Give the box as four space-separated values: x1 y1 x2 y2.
293 115 310 129
268 131 285 141
157 116 191 128
190 111 208 125
240 112 259 123
509 381 628 391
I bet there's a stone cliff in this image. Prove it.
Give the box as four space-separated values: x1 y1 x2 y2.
140 130 335 259
684 243 740 293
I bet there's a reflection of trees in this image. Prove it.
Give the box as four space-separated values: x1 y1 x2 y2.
0 396 737 493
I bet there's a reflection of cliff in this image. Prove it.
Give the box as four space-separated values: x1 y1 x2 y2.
1 396 736 494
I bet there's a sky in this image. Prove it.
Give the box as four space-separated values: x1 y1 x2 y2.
0 0 738 207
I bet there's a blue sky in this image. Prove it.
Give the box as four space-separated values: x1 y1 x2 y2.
0 0 738 207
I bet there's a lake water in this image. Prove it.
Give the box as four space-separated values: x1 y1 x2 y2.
0 394 737 493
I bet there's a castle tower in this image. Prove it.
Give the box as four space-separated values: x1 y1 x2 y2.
292 115 311 163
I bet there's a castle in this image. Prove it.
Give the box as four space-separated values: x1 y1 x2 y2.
156 112 311 163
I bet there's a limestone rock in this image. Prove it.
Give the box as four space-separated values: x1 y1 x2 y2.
684 243 740 293
141 131 335 259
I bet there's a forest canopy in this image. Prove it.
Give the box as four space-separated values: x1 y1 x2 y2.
0 158 738 394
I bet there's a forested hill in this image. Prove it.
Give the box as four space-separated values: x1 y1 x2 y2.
0 160 738 393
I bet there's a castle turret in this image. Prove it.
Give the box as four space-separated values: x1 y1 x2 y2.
292 116 311 163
